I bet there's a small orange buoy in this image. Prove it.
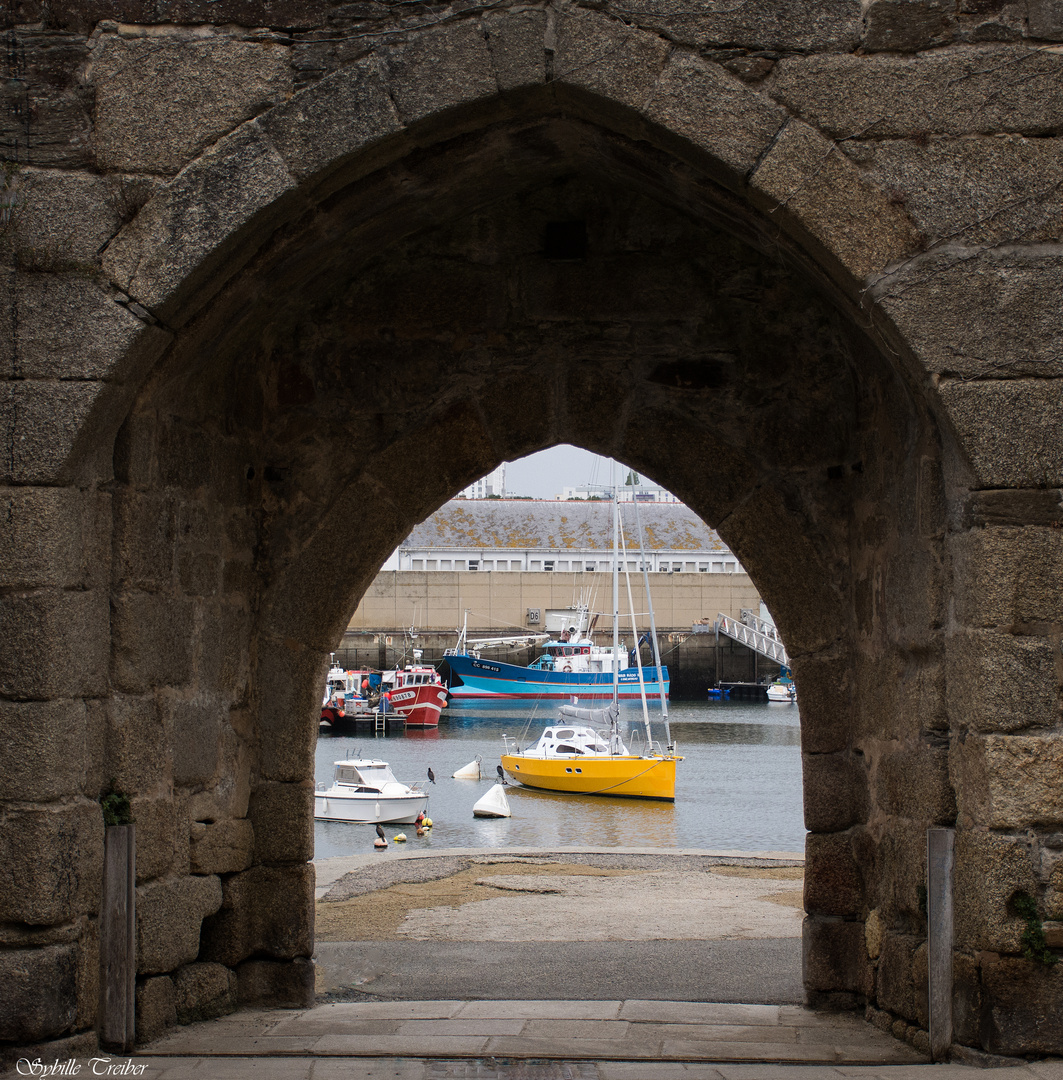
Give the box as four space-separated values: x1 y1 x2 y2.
373 837 387 849
416 827 426 837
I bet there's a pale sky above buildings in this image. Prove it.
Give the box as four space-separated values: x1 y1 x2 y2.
504 445 661 499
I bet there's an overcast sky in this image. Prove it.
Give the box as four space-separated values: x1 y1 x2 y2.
503 445 669 499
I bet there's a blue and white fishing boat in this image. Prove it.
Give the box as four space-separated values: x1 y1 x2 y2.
441 605 669 700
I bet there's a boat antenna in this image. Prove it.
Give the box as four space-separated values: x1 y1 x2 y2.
629 474 672 749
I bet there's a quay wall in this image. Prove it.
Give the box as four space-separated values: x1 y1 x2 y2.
346 570 762 634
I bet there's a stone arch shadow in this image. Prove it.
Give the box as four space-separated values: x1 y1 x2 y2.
8 7 1055 1061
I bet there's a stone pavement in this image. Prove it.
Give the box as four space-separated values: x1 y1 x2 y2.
111 1000 1058 1078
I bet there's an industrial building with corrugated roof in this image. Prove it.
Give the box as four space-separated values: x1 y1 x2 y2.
392 499 742 574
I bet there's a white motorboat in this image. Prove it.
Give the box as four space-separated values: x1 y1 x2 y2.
314 758 429 824
766 680 796 702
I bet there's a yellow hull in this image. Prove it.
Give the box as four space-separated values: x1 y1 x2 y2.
500 753 678 801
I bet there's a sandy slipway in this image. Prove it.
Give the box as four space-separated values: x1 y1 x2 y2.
312 849 806 1003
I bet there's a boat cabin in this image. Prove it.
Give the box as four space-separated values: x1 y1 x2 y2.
331 759 400 791
529 725 621 758
389 666 443 689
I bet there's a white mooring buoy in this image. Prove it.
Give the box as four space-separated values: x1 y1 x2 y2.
473 783 511 818
452 756 482 780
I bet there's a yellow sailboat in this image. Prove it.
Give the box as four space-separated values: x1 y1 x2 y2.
500 471 681 801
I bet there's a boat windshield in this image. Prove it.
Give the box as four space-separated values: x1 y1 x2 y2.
355 762 399 785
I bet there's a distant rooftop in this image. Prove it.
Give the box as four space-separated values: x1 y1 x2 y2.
402 499 729 553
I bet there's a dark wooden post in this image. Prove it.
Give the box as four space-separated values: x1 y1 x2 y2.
927 827 955 1062
100 823 136 1051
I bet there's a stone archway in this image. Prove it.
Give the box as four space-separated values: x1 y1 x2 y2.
3 6 1062 1061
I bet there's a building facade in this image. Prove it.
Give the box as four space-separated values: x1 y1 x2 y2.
392 499 742 574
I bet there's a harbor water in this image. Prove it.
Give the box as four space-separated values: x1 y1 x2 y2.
314 699 804 858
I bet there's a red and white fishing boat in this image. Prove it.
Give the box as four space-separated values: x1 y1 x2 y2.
382 666 449 728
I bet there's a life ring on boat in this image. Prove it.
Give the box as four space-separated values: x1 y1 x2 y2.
563 664 572 672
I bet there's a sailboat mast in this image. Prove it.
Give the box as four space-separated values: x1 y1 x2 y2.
610 464 621 753
630 484 672 747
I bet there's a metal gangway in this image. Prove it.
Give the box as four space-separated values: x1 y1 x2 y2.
714 611 790 667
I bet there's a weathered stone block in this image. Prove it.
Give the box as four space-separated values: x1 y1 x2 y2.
136 874 223 975
172 962 237 1024
769 46 1063 137
862 0 956 51
872 818 930 927
0 802 102 925
952 526 1063 626
1048 861 1063 921
483 8 546 91
93 33 292 175
1028 0 1063 39
965 489 1063 529
876 251 1063 381
940 378 1063 487
981 734 1063 828
805 832 865 916
102 123 299 327
247 643 319 784
6 169 120 265
612 0 860 52
250 782 314 864
803 751 869 833
7 380 115 485
168 696 225 787
157 0 327 22
877 932 928 1026
952 948 983 1047
953 829 1036 952
0 699 88 802
381 21 497 128
803 916 873 996
751 119 920 281
644 52 786 184
0 29 93 168
261 57 403 187
946 631 1059 734
0 486 110 591
111 592 196 694
874 742 954 823
0 945 77 1042
0 588 109 701
553 8 670 115
130 795 176 885
791 650 855 754
187 725 252 824
189 818 253 875
850 136 1063 247
200 864 313 967
981 955 1063 1055
134 975 176 1044
236 957 315 1008
112 489 176 591
105 694 171 793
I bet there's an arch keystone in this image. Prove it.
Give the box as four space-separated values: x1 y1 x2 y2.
380 19 500 130
552 8 671 114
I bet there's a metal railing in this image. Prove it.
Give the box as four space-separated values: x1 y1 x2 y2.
714 612 790 666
